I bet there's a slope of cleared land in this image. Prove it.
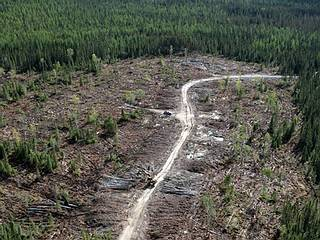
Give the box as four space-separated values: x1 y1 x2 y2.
0 55 310 239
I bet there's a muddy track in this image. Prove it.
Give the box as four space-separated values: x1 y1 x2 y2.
119 74 283 240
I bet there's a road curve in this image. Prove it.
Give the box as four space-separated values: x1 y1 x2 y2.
118 74 283 240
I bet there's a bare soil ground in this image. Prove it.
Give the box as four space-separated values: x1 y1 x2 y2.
0 54 309 239
143 77 309 240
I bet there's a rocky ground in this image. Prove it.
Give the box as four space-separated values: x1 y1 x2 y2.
0 54 309 239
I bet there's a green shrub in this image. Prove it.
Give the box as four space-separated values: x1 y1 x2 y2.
103 116 118 137
30 151 57 173
128 109 142 119
67 48 74 68
232 124 252 160
270 116 297 148
13 140 36 163
271 126 283 149
262 167 273 178
67 111 97 144
90 54 102 74
123 91 136 104
34 91 48 103
123 89 145 104
52 62 62 81
118 109 141 125
13 140 57 173
260 187 277 203
219 78 229 92
69 127 97 144
256 78 268 93
282 117 298 144
47 130 60 153
277 77 292 89
80 76 84 87
0 115 6 128
56 188 70 205
266 90 279 113
27 80 39 91
0 143 7 160
68 158 81 177
105 152 121 163
87 108 99 125
118 110 129 124
220 175 235 204
105 152 122 169
235 79 244 98
134 89 145 100
60 71 72 85
262 133 272 158
268 113 279 135
0 159 16 177
1 81 26 102
0 220 42 240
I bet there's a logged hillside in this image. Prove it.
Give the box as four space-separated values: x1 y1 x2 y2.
0 55 309 240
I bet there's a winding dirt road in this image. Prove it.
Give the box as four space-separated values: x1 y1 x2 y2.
119 74 283 240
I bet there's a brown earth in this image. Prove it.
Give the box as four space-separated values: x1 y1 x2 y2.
0 54 309 239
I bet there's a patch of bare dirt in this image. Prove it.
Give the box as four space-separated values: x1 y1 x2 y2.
0 54 305 239
143 77 309 240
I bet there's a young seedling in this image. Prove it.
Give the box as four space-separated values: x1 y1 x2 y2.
260 186 277 203
266 90 279 113
262 167 273 179
169 45 173 59
235 79 244 98
201 193 215 226
34 91 48 103
0 115 6 128
90 53 102 74
220 174 235 204
123 91 136 104
106 152 122 170
103 116 118 137
219 77 229 92
69 126 97 144
1 80 26 102
87 108 99 125
256 78 268 93
68 157 81 177
67 48 74 69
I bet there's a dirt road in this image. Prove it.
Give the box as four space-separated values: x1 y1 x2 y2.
119 74 283 240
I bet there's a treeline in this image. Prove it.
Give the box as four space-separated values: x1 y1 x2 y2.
297 68 320 184
0 0 320 73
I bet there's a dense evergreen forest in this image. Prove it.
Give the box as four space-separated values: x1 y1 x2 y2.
1 0 320 238
0 0 320 73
